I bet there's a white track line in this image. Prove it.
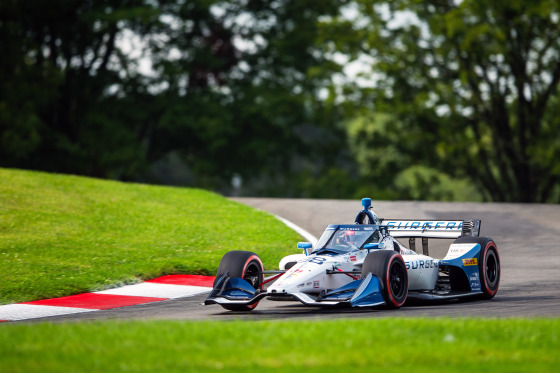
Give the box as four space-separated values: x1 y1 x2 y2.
275 215 318 245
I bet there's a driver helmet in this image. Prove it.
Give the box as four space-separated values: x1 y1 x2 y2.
345 230 356 245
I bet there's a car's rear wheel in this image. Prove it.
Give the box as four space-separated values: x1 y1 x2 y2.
362 250 408 308
451 236 500 299
215 250 264 311
479 239 500 299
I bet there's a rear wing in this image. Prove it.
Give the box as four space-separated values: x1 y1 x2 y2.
379 219 481 256
380 219 481 239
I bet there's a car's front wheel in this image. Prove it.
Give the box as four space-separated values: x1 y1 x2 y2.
362 250 408 308
214 250 264 311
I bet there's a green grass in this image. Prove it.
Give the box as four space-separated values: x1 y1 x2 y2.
0 318 558 372
0 167 301 304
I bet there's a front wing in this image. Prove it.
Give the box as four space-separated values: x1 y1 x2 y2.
204 272 386 308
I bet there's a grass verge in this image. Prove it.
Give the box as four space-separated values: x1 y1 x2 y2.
0 167 301 304
0 317 558 372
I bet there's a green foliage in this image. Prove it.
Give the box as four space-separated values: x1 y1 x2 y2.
0 0 349 196
1 318 559 372
0 168 301 304
0 0 160 178
321 0 560 203
3 0 560 202
346 113 482 201
394 166 482 202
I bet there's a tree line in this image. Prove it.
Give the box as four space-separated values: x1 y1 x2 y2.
1 0 559 203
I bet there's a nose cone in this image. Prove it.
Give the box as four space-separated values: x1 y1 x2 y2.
268 259 329 293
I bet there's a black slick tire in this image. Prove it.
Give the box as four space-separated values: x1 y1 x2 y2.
214 250 264 311
452 236 500 299
478 238 500 299
361 250 408 308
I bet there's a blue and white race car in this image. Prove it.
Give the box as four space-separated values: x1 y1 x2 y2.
205 198 500 311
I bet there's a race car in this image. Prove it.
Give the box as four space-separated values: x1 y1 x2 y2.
205 198 500 311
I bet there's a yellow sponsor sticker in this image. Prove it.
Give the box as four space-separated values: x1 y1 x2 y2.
462 258 478 266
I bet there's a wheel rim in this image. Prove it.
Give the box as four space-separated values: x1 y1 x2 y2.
244 262 262 290
485 249 499 289
389 261 406 300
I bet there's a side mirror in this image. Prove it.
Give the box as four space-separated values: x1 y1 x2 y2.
364 242 385 250
298 242 312 256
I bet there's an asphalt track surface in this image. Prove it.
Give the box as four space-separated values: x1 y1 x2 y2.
33 198 560 322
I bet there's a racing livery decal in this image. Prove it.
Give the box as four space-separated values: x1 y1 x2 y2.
405 259 438 270
443 243 478 260
385 221 463 230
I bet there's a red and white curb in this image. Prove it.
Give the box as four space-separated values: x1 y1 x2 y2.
0 275 215 322
0 214 312 322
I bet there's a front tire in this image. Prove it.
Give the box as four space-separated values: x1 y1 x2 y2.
362 250 408 308
215 250 264 311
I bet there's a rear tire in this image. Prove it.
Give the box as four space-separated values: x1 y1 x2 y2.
479 239 500 299
452 236 500 299
362 250 408 308
215 250 264 311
